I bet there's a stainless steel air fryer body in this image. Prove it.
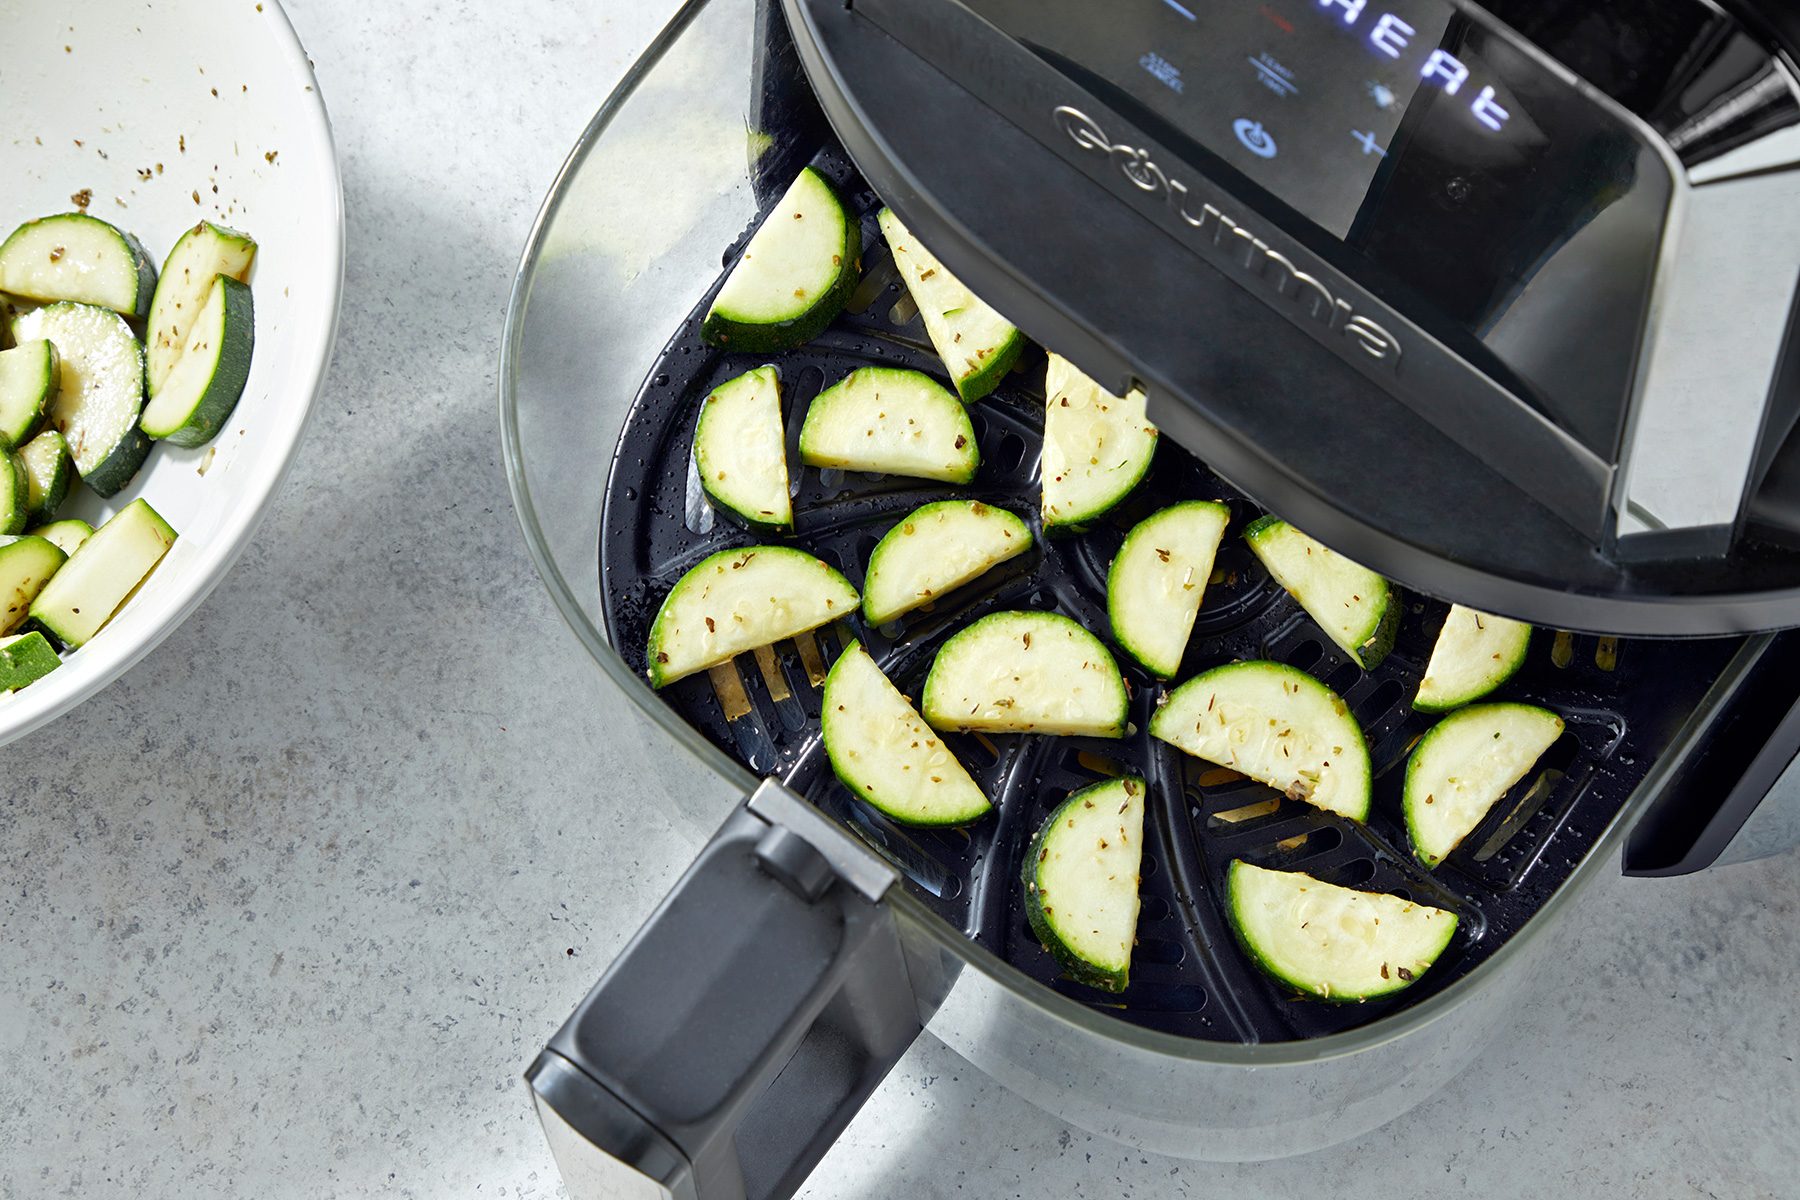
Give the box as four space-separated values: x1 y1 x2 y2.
499 1 1800 1195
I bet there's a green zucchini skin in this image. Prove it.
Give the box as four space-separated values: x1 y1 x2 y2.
141 274 255 447
0 630 62 691
700 169 861 354
1022 776 1146 992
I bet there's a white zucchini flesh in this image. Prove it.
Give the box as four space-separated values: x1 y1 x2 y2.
27 499 176 649
146 221 257 396
12 302 148 496
799 367 978 483
1150 660 1371 821
646 546 858 687
876 207 1024 403
0 535 67 635
693 366 792 531
0 213 156 317
1041 353 1158 530
0 339 58 448
1107 501 1231 678
1024 776 1146 992
1228 860 1458 1001
28 519 93 557
922 611 1129 737
821 642 991 826
1404 702 1564 867
1244 517 1396 668
1414 606 1532 712
861 500 1032 625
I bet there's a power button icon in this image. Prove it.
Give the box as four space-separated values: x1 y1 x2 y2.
1233 118 1278 158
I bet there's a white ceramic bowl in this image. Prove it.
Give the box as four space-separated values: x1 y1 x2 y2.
0 0 342 746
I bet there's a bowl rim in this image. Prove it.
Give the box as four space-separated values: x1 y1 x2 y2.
0 0 346 748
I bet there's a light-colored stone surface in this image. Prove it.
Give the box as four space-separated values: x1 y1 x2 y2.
1 1 1795 1197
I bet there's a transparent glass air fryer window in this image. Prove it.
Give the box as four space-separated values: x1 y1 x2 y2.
959 0 1674 460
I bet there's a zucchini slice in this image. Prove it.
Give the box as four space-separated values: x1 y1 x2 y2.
922 610 1129 737
0 452 26 536
1404 702 1564 867
876 207 1025 404
12 302 149 497
1041 353 1158 532
146 221 257 396
701 167 860 353
646 546 858 687
0 339 58 448
1023 776 1146 992
1107 500 1231 678
0 630 62 693
1227 860 1458 1002
1244 516 1396 669
1150 660 1371 822
1414 606 1532 712
822 641 992 826
799 366 978 483
693 365 792 532
861 499 1032 625
27 498 177 649
139 274 254 446
0 535 66 634
0 213 156 318
28 518 93 557
17 429 73 526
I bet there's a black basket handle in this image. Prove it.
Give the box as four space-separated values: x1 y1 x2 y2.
526 781 924 1200
1624 631 1800 876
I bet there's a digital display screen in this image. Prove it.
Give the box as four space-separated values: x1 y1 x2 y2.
957 0 1674 458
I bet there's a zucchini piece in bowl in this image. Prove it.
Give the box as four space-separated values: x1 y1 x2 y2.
12 302 149 497
1107 500 1231 678
1404 702 1564 868
1151 660 1371 822
140 274 254 447
646 546 857 687
822 641 991 827
0 631 62 693
1414 605 1532 712
876 207 1025 404
0 535 67 635
1041 353 1157 532
922 610 1128 737
0 451 27 536
1024 776 1146 993
1227 860 1458 1002
16 429 73 526
1244 516 1397 669
0 339 58 448
146 221 258 397
28 519 93 557
861 499 1032 626
27 499 177 650
0 213 156 318
701 167 860 353
693 365 792 532
799 367 978 483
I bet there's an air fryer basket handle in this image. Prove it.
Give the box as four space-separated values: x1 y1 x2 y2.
1624 631 1800 876
526 781 923 1200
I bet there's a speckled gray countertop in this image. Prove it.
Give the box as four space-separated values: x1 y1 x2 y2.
2 2 1796 1197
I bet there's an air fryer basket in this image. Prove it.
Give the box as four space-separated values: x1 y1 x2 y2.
595 145 1744 1045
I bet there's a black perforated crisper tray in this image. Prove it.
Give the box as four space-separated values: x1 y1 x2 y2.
597 153 1741 1044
